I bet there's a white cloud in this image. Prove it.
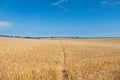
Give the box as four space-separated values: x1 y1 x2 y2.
51 0 69 6
101 1 109 4
101 0 120 6
0 21 12 27
114 1 120 5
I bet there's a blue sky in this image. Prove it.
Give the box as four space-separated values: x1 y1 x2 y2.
0 0 120 37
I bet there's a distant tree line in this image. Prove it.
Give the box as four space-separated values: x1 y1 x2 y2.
1 35 118 39
0 35 80 39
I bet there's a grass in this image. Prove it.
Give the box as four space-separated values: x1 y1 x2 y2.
0 37 120 80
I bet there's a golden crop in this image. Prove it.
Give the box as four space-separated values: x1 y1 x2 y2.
0 37 120 80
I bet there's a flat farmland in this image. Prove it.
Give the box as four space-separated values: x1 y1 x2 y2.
0 37 120 80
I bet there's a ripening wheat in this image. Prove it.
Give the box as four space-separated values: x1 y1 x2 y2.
0 37 120 80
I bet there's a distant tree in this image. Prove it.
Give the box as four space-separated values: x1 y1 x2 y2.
50 36 54 38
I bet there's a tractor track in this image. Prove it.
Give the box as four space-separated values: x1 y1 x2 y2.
58 40 69 80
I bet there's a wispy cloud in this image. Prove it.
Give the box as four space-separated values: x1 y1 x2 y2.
101 0 120 6
101 1 109 4
0 21 13 27
114 1 120 5
51 0 69 6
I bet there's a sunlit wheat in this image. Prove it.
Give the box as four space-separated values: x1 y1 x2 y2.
0 37 120 80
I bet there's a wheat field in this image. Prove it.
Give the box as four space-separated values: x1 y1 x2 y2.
0 37 120 80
